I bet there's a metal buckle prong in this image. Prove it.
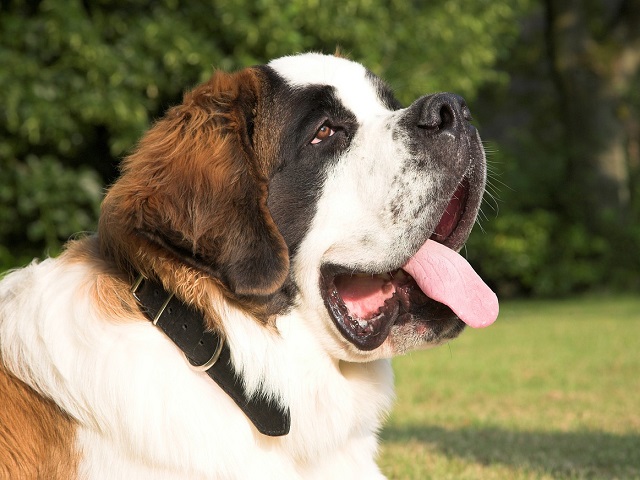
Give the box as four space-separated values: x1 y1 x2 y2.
130 274 146 300
153 293 175 326
131 274 174 326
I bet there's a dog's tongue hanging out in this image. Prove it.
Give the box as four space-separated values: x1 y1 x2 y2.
403 239 498 328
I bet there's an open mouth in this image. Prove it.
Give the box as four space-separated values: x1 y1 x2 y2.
320 180 498 351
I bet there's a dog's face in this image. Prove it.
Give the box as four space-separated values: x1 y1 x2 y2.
99 53 497 364
263 54 496 360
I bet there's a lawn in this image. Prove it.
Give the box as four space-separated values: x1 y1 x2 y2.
379 295 640 479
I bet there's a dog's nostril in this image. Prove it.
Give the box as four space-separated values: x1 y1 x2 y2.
417 93 470 133
439 105 454 130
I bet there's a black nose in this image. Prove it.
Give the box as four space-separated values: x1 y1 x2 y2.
416 93 472 133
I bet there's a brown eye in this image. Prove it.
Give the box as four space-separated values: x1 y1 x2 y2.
311 124 335 144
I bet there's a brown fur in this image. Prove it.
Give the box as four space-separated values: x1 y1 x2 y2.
65 236 237 331
64 237 143 324
98 68 291 332
0 363 79 478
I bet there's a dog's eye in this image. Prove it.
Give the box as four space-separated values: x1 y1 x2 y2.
311 124 335 145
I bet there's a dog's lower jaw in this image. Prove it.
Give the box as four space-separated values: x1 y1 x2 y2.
386 316 466 356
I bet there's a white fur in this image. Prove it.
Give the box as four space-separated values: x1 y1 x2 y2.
269 53 389 120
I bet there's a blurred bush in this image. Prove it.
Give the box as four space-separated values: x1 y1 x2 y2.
0 156 102 270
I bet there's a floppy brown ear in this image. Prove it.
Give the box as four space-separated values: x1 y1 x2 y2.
99 69 289 297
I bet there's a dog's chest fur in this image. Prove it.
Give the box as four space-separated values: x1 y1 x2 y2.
0 245 393 479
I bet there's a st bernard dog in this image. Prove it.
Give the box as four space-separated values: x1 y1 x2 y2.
0 53 498 478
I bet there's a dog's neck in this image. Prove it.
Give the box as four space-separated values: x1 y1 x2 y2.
130 275 291 436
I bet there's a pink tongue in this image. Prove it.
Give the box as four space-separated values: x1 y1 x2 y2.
403 239 498 328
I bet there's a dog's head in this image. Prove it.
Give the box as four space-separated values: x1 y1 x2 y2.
99 53 497 361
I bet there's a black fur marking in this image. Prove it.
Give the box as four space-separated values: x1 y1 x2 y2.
258 66 359 256
365 69 402 111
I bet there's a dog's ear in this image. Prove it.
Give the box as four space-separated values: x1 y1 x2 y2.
100 69 288 297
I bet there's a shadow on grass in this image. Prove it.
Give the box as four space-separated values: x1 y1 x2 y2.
382 424 640 478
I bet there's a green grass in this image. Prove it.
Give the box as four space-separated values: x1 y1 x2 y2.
379 295 640 479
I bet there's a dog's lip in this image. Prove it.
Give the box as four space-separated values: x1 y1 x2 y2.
429 180 469 247
320 178 476 351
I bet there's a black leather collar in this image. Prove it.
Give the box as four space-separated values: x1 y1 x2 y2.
131 275 290 437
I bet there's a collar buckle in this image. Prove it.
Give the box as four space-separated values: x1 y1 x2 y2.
188 335 224 372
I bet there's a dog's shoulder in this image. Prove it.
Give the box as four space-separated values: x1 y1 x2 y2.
0 361 79 478
0 253 85 478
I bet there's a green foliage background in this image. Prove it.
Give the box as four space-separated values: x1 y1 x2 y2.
1 0 638 296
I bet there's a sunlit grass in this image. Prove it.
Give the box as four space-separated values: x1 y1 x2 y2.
379 295 640 479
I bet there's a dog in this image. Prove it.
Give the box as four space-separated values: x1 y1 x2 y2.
0 53 498 479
